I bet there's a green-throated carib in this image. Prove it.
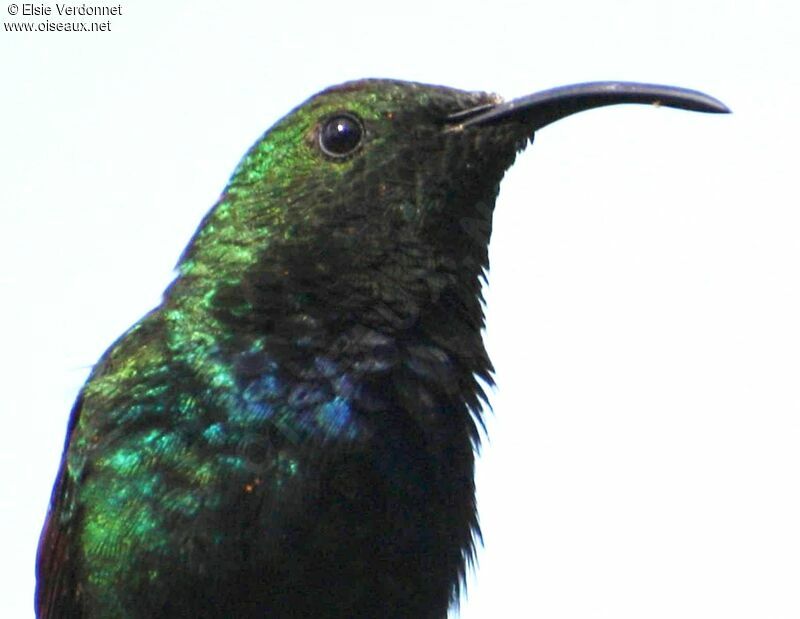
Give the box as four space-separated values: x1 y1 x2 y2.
37 79 728 618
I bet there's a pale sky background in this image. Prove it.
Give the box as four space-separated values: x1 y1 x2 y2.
2 1 798 617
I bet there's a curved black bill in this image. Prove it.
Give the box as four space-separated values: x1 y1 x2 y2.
449 81 730 131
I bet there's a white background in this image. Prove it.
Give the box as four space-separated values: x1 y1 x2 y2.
2 1 798 617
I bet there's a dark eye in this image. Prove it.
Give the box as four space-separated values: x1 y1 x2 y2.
318 114 364 158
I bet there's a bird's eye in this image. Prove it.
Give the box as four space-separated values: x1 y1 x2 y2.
318 114 364 158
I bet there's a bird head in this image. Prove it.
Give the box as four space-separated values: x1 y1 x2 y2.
173 79 727 336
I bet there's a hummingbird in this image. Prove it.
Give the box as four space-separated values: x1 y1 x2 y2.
36 79 728 618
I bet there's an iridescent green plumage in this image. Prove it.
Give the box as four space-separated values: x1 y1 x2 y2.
37 79 728 618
